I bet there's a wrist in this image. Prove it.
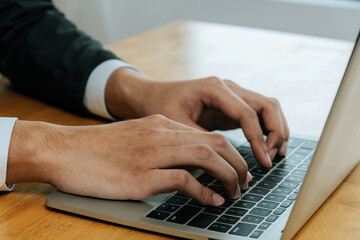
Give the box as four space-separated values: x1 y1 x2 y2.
6 120 55 184
105 68 155 119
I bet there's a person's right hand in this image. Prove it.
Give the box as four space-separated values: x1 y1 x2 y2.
7 115 252 206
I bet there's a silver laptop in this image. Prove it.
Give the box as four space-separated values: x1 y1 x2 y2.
46 32 360 240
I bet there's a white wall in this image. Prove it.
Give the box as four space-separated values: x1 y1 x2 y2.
54 0 360 44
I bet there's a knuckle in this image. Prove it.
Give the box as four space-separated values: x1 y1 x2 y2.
206 76 223 86
147 114 167 122
268 97 280 109
210 133 228 148
194 144 214 160
171 170 190 188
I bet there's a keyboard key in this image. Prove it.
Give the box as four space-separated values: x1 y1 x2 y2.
279 181 299 189
288 138 303 148
203 206 226 215
292 169 307 177
251 174 263 182
272 155 284 164
257 201 279 210
167 205 202 224
249 208 272 217
283 158 299 165
188 199 203 207
286 175 303 183
242 215 265 224
208 222 232 233
294 186 301 194
237 146 252 156
226 207 248 217
156 203 180 213
147 210 171 220
197 173 215 184
274 207 286 215
277 164 296 171
264 194 286 202
265 215 279 222
301 140 317 149
187 213 217 229
271 169 290 177
221 199 235 208
242 194 263 202
271 187 293 196
288 153 307 161
249 181 257 188
264 175 283 183
209 185 223 194
218 215 240 225
166 196 189 205
256 181 277 189
258 222 271 230
250 187 270 195
286 147 296 154
247 162 256 170
175 192 188 198
245 156 257 164
213 179 222 185
250 230 264 238
295 148 313 155
288 193 297 201
229 223 257 236
280 200 293 208
234 200 256 209
298 163 310 170
251 168 269 175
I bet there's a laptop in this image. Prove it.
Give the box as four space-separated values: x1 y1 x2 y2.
46 32 360 240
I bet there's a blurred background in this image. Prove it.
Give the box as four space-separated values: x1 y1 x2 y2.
53 0 360 45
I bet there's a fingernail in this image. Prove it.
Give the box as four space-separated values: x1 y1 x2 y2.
212 193 225 206
247 172 253 182
266 152 272 167
269 148 278 160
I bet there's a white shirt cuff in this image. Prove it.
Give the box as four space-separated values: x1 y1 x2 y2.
0 117 17 191
84 59 140 120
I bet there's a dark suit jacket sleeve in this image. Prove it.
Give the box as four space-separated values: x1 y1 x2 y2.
0 0 120 115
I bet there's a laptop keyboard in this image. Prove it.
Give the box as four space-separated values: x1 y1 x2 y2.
146 137 317 238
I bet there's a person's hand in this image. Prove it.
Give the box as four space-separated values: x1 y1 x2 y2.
105 68 289 168
7 117 252 206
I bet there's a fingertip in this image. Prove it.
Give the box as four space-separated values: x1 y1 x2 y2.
265 152 272 168
247 172 253 182
269 148 278 160
278 141 288 156
212 193 225 206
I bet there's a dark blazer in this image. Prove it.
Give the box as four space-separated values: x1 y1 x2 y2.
0 0 120 116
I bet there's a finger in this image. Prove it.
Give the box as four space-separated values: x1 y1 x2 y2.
225 81 288 161
154 144 242 199
150 169 225 206
278 111 290 156
200 79 271 168
148 130 249 191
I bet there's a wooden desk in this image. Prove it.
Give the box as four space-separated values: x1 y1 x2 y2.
0 21 359 239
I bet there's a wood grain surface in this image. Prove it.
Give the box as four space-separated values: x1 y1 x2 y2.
0 21 359 240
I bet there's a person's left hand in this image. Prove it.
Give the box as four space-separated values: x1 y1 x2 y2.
105 68 289 168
